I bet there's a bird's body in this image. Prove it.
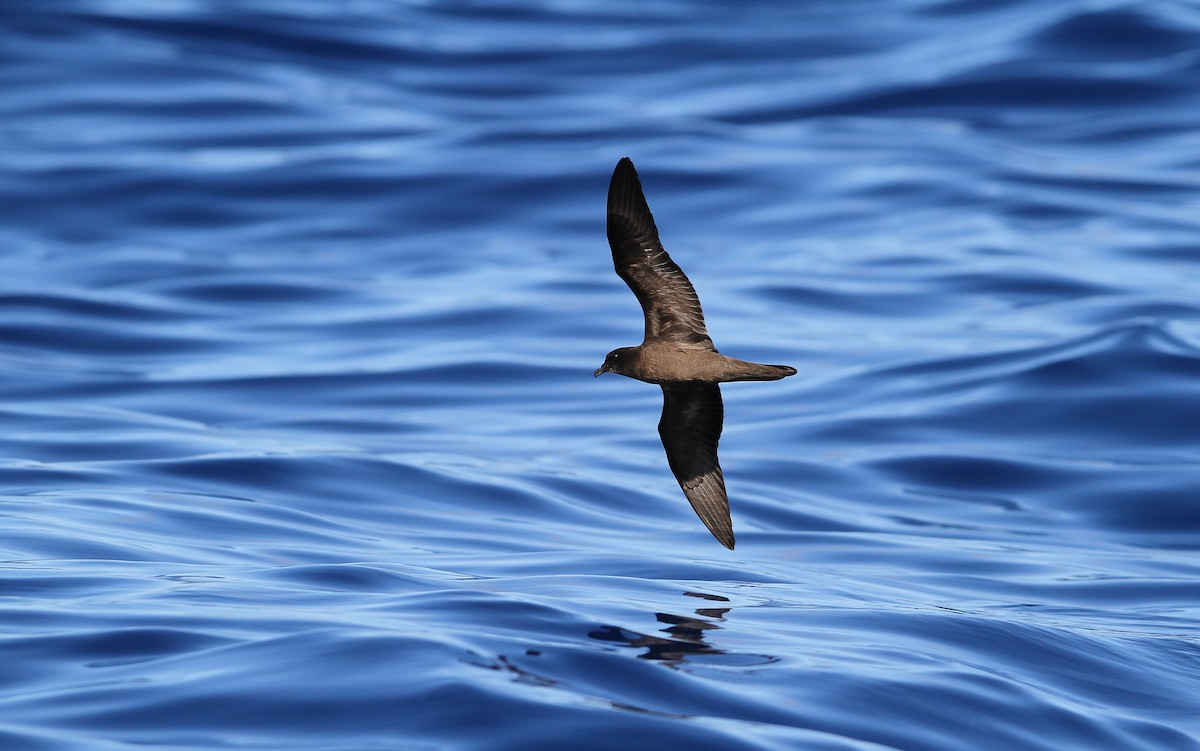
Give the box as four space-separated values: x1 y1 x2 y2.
595 157 795 549
598 342 794 385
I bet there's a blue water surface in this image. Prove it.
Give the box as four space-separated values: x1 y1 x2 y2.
3 1 1200 749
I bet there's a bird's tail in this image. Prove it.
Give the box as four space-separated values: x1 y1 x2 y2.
725 361 797 382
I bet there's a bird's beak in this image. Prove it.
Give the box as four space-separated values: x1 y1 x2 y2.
594 365 608 377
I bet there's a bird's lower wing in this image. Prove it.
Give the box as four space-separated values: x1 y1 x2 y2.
658 384 733 549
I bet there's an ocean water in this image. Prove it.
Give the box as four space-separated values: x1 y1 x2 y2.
2 1 1200 748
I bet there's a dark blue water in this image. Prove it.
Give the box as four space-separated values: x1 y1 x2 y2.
3 1 1200 749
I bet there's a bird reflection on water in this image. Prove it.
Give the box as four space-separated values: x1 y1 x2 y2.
589 592 775 666
464 591 774 693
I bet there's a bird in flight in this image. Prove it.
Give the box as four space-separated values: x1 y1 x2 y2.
595 157 796 549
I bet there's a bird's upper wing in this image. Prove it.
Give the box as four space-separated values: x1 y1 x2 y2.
607 158 713 349
659 383 733 549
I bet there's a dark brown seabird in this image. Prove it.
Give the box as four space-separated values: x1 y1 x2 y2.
595 157 796 549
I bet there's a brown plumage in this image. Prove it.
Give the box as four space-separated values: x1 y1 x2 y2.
594 157 796 549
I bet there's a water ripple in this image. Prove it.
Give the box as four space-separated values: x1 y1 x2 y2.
2 1 1200 749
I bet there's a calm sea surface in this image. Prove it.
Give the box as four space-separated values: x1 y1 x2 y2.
3 2 1200 749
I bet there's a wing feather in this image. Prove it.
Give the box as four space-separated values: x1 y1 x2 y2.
607 158 713 349
658 383 733 549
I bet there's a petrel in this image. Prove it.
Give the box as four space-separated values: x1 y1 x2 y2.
595 157 796 549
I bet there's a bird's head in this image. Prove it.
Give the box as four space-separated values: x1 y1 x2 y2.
594 347 638 377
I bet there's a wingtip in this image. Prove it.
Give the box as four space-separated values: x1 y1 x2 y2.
700 515 736 550
608 157 654 234
609 157 640 194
